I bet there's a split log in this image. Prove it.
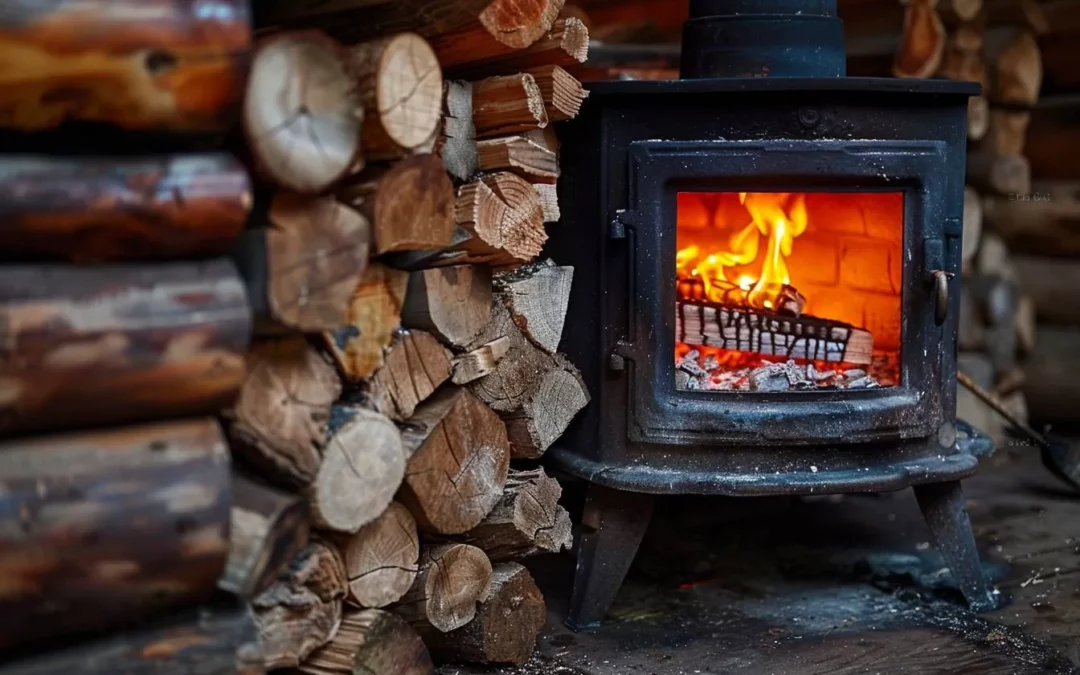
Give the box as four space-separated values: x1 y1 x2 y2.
418 563 544 666
0 154 251 262
0 419 231 650
983 183 1080 256
454 172 547 266
236 193 371 334
967 151 1030 197
991 29 1042 106
314 405 405 532
439 80 479 181
297 609 433 675
220 473 312 600
393 543 494 633
0 603 264 675
338 155 455 255
252 539 348 670
418 0 566 71
402 265 494 348
893 0 946 79
1013 254 1080 325
244 31 363 194
968 95 990 141
323 262 410 382
0 0 249 133
495 259 573 354
985 109 1031 157
477 135 559 183
1022 327 1080 426
525 64 588 121
534 183 561 222
455 468 573 561
962 185 983 265
336 503 420 609
1014 294 1037 356
452 337 512 385
398 387 511 535
937 22 988 140
226 338 342 488
361 330 453 421
0 259 250 435
472 74 548 139
432 17 589 80
348 34 444 160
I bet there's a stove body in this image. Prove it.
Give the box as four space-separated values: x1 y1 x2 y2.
545 0 992 630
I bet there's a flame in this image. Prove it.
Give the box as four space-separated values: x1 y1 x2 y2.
676 193 809 310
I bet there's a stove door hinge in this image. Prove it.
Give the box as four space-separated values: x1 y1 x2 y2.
610 209 636 239
608 339 635 371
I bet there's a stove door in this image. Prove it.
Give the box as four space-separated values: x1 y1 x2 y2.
614 139 961 447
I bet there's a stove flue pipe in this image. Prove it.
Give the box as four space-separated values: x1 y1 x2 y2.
681 0 847 79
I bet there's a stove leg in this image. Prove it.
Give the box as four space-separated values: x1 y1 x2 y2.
913 480 995 612
566 485 654 632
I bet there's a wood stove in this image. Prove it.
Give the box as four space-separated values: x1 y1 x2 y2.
545 0 995 630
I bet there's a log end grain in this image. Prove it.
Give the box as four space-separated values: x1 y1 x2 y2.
339 502 420 608
394 543 494 633
299 609 434 675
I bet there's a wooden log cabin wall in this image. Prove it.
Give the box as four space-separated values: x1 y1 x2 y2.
0 0 592 672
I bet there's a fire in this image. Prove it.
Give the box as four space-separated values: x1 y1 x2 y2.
676 192 809 311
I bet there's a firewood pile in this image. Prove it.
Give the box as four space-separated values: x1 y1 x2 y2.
0 0 591 672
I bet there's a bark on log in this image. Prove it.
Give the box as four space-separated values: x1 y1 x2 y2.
983 183 1080 256
226 338 342 488
335 502 420 609
0 603 264 675
252 539 348 670
534 183 561 222
453 172 547 267
438 80 479 181
0 154 251 262
392 543 494 633
455 468 573 562
452 337 511 385
323 262 410 382
893 0 946 79
1022 327 1080 426
525 64 588 121
0 0 250 134
402 266 494 349
0 419 231 651
967 151 1031 197
0 259 251 435
297 609 433 675
472 74 549 139
477 135 559 184
361 330 453 421
314 405 405 533
495 259 573 354
244 31 363 194
348 34 443 160
1013 254 1080 325
418 563 544 666
431 17 589 80
339 155 455 255
963 185 983 265
221 473 312 600
398 387 511 535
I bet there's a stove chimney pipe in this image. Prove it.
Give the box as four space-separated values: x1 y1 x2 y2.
681 0 847 79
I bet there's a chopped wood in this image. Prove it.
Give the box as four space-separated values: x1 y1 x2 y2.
255 0 400 24
676 300 875 365
985 109 1031 157
0 603 263 675
945 0 983 22
398 387 511 535
298 609 434 675
968 95 990 141
452 337 512 385
959 285 986 351
432 17 589 80
477 135 560 183
323 262 410 382
983 183 1080 257
336 503 420 609
525 64 588 121
967 151 1030 197
348 33 444 160
479 0 567 49
244 31 363 194
402 265 495 349
252 539 348 670
495 259 574 354
0 154 251 263
254 0 490 38
314 406 405 533
503 352 589 459
992 29 1042 106
418 563 545 666
221 473 312 600
455 468 573 561
227 338 342 487
339 155 455 255
472 74 549 139
362 330 453 421
1022 327 1080 426
894 0 946 79
393 543 494 633
454 172 547 266
0 419 231 650
1014 294 1037 356
534 183 561 222
0 0 249 134
963 185 983 265
0 259 250 435
976 232 1014 279
1013 254 1080 325
466 298 557 413
439 80 480 181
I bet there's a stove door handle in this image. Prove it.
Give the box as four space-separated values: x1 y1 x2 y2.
932 269 951 325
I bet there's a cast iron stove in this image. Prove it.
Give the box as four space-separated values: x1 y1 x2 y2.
545 0 994 630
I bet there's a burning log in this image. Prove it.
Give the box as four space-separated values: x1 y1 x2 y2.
431 17 589 79
0 154 251 262
323 262 410 382
893 0 946 79
477 135 560 184
525 65 588 121
472 74 549 139
392 543 494 633
402 266 494 349
0 0 250 134
452 337 512 385
361 330 453 422
0 259 250 435
335 502 420 609
0 419 231 650
297 609 434 675
675 300 875 366
439 80 479 181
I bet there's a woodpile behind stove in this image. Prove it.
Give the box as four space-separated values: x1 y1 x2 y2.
0 0 592 673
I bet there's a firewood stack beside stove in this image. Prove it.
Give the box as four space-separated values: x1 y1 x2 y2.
0 0 592 672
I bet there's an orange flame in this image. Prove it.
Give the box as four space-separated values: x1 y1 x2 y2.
676 193 809 310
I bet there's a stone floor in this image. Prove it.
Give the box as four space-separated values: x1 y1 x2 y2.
439 441 1080 675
